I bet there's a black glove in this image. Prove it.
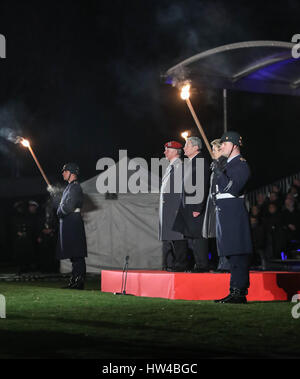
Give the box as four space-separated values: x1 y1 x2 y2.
218 155 227 170
212 157 226 177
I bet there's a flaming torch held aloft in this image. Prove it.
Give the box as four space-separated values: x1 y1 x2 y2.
181 131 189 141
20 138 52 188
180 83 213 158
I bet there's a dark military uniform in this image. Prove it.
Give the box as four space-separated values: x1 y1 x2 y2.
57 163 87 289
215 156 252 259
37 201 59 273
214 132 253 303
10 201 35 274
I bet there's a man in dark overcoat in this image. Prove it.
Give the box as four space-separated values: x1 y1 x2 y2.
159 141 188 271
173 136 210 272
57 163 87 289
213 131 253 304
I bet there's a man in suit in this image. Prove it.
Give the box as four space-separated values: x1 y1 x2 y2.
57 163 87 290
159 141 188 271
213 131 253 304
173 136 210 272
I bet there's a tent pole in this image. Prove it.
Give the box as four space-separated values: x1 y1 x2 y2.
223 88 228 133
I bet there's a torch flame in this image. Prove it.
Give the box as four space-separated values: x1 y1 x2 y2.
181 131 189 141
180 83 191 100
20 138 30 147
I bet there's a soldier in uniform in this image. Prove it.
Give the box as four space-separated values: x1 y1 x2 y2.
27 200 40 271
159 141 188 271
37 199 59 273
57 163 87 289
213 131 253 304
173 136 210 272
10 200 34 274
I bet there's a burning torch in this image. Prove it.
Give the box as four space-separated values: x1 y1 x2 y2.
181 131 189 141
180 82 213 158
20 138 52 189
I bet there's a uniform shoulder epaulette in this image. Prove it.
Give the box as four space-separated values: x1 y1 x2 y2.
240 157 246 162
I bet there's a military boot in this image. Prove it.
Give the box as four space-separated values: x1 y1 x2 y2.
69 275 85 290
214 288 234 303
214 288 247 304
61 275 76 289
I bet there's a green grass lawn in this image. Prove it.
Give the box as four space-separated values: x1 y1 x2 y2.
0 277 299 359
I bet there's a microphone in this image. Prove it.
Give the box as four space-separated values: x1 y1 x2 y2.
114 255 131 296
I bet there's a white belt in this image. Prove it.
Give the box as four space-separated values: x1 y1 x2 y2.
74 208 81 213
216 193 244 200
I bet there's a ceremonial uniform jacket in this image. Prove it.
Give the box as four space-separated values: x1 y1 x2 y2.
56 180 87 260
215 155 253 257
159 158 184 241
173 152 210 238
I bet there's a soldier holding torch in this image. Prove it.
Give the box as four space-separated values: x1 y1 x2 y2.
57 163 87 290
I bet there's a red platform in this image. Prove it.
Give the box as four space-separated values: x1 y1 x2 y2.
101 270 300 301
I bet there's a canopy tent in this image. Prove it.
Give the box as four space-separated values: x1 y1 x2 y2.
165 41 300 97
60 158 163 273
164 41 300 132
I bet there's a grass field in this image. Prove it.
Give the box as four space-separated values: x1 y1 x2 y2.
0 276 299 359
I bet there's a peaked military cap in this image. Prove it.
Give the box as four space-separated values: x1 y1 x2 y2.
62 162 80 175
220 131 243 147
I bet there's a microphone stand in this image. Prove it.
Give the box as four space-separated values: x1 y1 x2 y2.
114 256 132 295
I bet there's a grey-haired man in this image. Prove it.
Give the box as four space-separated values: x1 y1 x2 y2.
173 136 210 272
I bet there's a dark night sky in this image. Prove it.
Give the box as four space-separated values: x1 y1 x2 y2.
0 0 300 191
